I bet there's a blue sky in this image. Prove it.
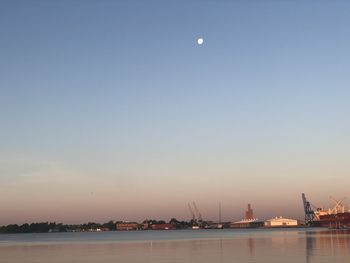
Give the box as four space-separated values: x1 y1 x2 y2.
1 0 350 224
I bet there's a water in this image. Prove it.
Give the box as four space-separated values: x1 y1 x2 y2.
0 228 349 263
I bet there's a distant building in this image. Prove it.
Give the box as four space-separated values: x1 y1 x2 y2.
116 222 139 231
231 204 264 228
151 223 176 230
264 217 299 227
99 228 111 231
230 219 265 228
245 204 254 220
141 222 149 230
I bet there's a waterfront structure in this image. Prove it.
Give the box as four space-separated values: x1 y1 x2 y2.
151 223 176 230
264 217 299 227
302 193 350 228
188 202 204 228
230 219 265 228
141 222 149 230
245 204 254 220
231 203 264 228
116 222 139 231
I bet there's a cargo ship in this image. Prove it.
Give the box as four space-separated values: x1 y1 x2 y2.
302 193 350 228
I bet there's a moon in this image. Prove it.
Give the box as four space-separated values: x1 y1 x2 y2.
197 38 204 45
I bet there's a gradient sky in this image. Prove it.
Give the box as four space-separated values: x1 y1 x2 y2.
1 0 350 225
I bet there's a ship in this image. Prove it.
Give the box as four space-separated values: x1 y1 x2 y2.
302 193 350 228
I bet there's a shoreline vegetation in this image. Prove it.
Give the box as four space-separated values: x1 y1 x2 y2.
0 219 197 234
0 219 307 234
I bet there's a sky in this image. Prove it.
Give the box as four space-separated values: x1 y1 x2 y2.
1 0 350 225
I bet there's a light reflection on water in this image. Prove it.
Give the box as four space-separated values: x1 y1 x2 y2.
0 229 349 263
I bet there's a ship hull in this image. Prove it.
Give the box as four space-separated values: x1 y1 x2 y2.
312 212 350 227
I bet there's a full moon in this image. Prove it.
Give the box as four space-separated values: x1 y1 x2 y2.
197 38 204 45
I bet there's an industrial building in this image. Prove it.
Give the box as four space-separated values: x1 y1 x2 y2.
151 223 176 230
245 204 254 220
264 217 299 227
230 204 264 228
116 222 139 231
230 219 265 228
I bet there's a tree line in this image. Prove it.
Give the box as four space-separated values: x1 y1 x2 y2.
0 218 196 233
0 221 116 233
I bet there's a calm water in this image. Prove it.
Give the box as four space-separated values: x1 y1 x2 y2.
0 228 349 263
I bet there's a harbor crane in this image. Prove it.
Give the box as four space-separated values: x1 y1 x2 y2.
188 203 196 222
192 202 203 222
187 202 204 227
302 193 315 226
330 196 346 214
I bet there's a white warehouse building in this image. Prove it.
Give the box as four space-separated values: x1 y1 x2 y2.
264 217 299 227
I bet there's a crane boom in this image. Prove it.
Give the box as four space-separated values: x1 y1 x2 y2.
192 202 203 222
188 203 196 221
330 196 346 213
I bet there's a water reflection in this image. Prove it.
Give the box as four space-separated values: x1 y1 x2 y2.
306 231 313 263
247 237 255 262
305 229 350 263
0 230 349 263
